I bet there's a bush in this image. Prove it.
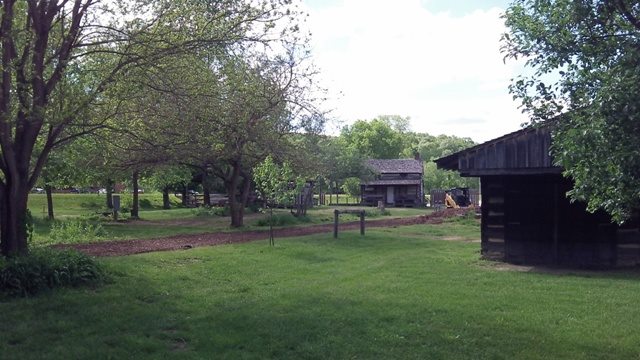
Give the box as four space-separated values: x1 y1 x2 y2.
191 206 229 217
46 220 108 245
256 213 310 227
0 248 105 297
364 209 391 217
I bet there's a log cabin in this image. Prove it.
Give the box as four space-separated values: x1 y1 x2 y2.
435 125 640 268
360 158 424 207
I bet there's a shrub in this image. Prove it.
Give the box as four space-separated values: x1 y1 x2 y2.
364 209 391 217
0 248 105 297
46 220 108 245
191 206 229 217
256 213 310 227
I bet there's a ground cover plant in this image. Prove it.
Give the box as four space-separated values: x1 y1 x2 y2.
0 248 104 298
1 217 639 359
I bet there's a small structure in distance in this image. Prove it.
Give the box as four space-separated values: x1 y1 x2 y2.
360 157 424 207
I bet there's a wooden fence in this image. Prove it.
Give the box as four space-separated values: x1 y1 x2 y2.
429 189 480 209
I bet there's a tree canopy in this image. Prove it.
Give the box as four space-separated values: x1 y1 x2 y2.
502 0 640 223
0 0 318 255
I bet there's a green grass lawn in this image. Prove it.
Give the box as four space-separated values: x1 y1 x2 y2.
28 193 433 245
2 218 639 359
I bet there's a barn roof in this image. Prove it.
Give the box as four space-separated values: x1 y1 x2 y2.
434 124 562 176
366 159 423 174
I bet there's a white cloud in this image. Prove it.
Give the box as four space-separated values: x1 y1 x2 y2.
302 0 528 142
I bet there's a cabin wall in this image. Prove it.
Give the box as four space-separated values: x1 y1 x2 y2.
480 174 640 267
361 184 422 207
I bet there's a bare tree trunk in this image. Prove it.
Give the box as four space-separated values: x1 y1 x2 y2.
203 187 211 207
0 182 30 256
45 184 54 220
269 206 274 246
106 179 114 209
227 163 251 228
131 171 140 219
181 185 188 207
203 171 211 206
162 187 171 209
227 165 243 227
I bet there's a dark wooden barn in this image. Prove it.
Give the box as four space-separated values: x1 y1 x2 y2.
361 159 424 207
435 125 640 268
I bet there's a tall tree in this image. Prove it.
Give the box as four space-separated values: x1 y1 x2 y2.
0 0 301 255
340 118 405 159
502 0 640 223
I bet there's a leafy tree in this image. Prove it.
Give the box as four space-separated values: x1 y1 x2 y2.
502 0 640 223
340 118 405 159
341 177 362 198
253 156 297 246
144 166 193 209
0 0 302 255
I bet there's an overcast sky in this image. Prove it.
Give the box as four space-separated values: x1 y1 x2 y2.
301 0 527 143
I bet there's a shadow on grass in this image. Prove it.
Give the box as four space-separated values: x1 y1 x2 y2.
2 241 640 359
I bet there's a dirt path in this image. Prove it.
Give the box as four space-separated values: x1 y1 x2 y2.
57 209 473 257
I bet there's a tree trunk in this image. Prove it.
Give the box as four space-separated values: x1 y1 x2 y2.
0 182 30 256
227 164 245 227
131 171 140 219
269 206 274 246
201 170 211 206
162 187 171 209
45 184 54 220
106 178 114 209
181 185 188 207
203 186 211 207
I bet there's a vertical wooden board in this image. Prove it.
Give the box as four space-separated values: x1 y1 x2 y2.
495 141 505 169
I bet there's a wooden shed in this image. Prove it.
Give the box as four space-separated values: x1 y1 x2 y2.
435 125 640 268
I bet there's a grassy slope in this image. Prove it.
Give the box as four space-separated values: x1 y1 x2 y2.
2 219 639 359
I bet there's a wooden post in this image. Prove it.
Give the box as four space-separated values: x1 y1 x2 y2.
360 210 365 235
333 209 339 238
552 183 559 264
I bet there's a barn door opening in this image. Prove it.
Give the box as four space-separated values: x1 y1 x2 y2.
387 186 395 204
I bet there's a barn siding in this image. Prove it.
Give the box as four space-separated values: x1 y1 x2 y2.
437 124 640 268
456 127 556 175
480 174 640 267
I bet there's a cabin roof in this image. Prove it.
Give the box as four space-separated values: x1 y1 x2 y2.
362 179 422 186
434 124 562 176
366 159 423 174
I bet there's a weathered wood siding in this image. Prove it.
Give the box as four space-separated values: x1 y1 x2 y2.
480 174 640 267
457 127 558 176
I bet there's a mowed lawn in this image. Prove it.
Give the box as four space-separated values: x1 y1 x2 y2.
27 193 431 244
2 219 640 359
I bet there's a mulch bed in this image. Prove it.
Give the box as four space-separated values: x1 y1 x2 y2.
56 208 474 257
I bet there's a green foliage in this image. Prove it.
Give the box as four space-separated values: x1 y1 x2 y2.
142 165 193 193
502 0 640 222
341 177 361 197
191 206 230 217
423 162 479 192
0 248 104 297
24 209 34 244
255 213 311 227
45 221 108 246
319 116 478 193
340 117 405 159
253 156 299 207
364 208 391 217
